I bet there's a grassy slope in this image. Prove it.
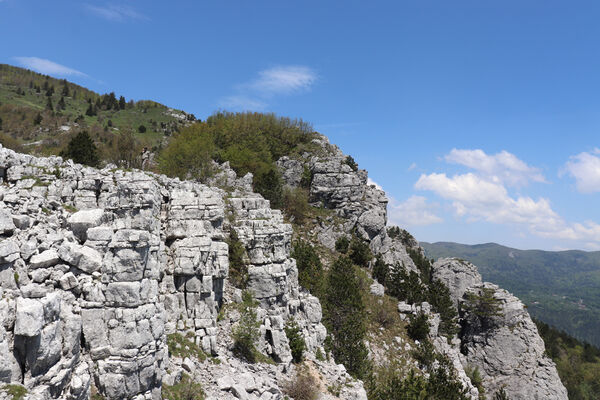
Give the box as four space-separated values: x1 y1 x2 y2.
0 64 191 157
421 241 600 347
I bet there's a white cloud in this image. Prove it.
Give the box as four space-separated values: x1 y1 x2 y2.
414 171 600 245
86 4 148 22
408 162 417 171
13 57 87 77
220 65 317 111
562 149 600 193
415 172 559 226
389 195 443 227
218 95 266 111
445 148 546 186
248 66 317 96
367 178 441 227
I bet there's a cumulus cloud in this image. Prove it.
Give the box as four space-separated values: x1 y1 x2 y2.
86 4 149 21
445 148 546 186
218 95 267 111
220 65 317 111
414 170 600 246
562 149 600 193
389 196 443 227
13 57 87 77
367 178 442 227
248 66 317 96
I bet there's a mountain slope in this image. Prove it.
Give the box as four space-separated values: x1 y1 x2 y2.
0 64 192 159
421 241 600 347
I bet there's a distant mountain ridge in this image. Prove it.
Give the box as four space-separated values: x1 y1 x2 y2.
421 241 600 347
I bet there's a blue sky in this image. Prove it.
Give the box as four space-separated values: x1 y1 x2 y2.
2 0 600 250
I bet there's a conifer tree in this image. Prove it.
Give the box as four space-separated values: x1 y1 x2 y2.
325 256 370 379
60 131 100 167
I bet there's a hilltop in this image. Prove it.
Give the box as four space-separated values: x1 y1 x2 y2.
421 241 600 347
0 64 193 160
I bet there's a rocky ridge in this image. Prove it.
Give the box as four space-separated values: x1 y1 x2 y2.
0 136 568 400
0 144 364 400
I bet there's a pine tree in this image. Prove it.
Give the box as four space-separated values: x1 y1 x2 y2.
119 95 126 110
325 256 370 379
60 131 100 167
46 97 53 111
57 96 66 110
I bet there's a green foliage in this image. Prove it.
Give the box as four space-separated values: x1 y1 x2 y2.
335 236 349 254
59 131 100 167
461 288 503 328
284 321 306 364
254 166 283 208
368 365 470 400
372 256 388 285
387 266 427 305
368 369 428 400
283 366 320 400
324 256 370 379
300 165 313 188
535 319 600 399
227 230 248 288
465 365 485 398
1 384 27 400
493 388 510 400
167 332 207 362
292 240 325 298
428 279 459 337
349 237 372 267
408 249 432 285
282 187 310 224
315 347 325 361
138 124 146 133
162 373 205 400
158 123 215 182
232 292 262 363
344 155 358 171
407 312 430 342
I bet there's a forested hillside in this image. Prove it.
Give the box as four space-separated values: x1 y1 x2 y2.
422 241 600 347
0 64 192 163
535 319 600 400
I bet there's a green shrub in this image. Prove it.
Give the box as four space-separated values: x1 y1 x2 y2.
60 131 100 167
283 367 320 400
158 123 215 182
493 388 510 400
349 237 372 267
324 256 370 379
167 332 207 362
162 373 205 400
461 287 503 331
292 240 325 298
407 312 430 342
232 292 261 363
283 187 310 224
285 320 306 363
335 236 349 254
344 155 358 171
1 385 27 400
227 230 248 288
138 124 146 133
300 165 313 188
372 256 388 285
254 166 283 209
465 365 485 397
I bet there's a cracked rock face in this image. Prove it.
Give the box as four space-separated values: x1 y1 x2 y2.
432 258 483 307
459 283 568 400
0 145 348 399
